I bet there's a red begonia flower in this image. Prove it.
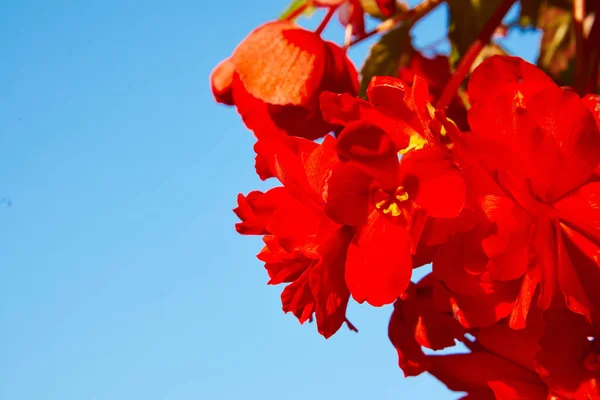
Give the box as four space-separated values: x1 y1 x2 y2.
388 274 465 377
235 135 358 338
535 309 600 399
428 308 600 399
321 115 464 306
440 55 600 327
428 314 549 399
398 52 468 131
210 21 358 140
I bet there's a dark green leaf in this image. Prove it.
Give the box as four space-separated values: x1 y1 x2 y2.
359 24 413 98
446 0 503 66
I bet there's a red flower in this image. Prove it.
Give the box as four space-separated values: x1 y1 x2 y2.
428 316 549 399
388 273 465 377
210 21 358 140
320 77 466 306
427 308 600 399
439 55 600 328
234 135 357 337
398 52 469 131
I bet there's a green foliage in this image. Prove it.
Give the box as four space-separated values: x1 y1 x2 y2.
279 0 316 21
359 24 413 98
446 0 504 67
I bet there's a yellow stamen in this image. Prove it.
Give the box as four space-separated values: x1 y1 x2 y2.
399 134 428 155
515 90 525 108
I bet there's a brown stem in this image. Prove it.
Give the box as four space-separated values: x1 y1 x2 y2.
584 7 600 94
315 6 337 35
435 0 517 110
348 0 444 48
574 0 586 94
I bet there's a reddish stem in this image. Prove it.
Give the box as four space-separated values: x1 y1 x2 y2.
348 0 443 48
573 0 586 94
315 6 337 36
584 5 600 94
435 0 517 110
285 3 309 21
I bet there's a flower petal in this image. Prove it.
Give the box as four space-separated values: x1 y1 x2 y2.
346 211 412 306
324 163 372 226
232 21 327 106
337 120 400 189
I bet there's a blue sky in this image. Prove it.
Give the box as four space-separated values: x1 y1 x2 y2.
0 1 540 399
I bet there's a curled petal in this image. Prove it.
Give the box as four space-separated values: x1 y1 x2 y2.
210 58 235 105
232 21 327 106
337 120 400 189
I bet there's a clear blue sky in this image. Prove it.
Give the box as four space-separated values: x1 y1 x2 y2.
0 1 539 399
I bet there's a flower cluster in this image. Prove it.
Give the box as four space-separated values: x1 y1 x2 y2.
211 11 600 400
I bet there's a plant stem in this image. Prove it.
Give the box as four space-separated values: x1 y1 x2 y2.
348 0 444 48
574 0 586 94
584 5 600 94
435 0 517 110
315 6 337 36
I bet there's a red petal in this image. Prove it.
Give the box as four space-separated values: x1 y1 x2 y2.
583 94 600 128
429 352 543 397
259 236 314 285
468 83 600 202
488 380 548 400
319 92 413 148
433 231 494 296
322 41 359 96
233 187 290 234
281 269 315 324
557 227 592 322
526 87 600 200
345 211 412 306
232 21 327 106
308 227 355 338
304 135 339 204
535 310 599 399
337 120 400 189
560 223 600 324
388 298 430 377
324 163 372 226
479 194 533 281
475 320 544 373
268 196 323 239
398 147 465 218
254 137 320 206
440 281 519 329
210 58 235 105
555 182 600 246
468 55 556 106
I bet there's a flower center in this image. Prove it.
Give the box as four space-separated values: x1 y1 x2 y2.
373 186 409 217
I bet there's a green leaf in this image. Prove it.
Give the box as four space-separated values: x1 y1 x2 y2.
359 24 412 98
279 0 316 21
446 0 503 67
